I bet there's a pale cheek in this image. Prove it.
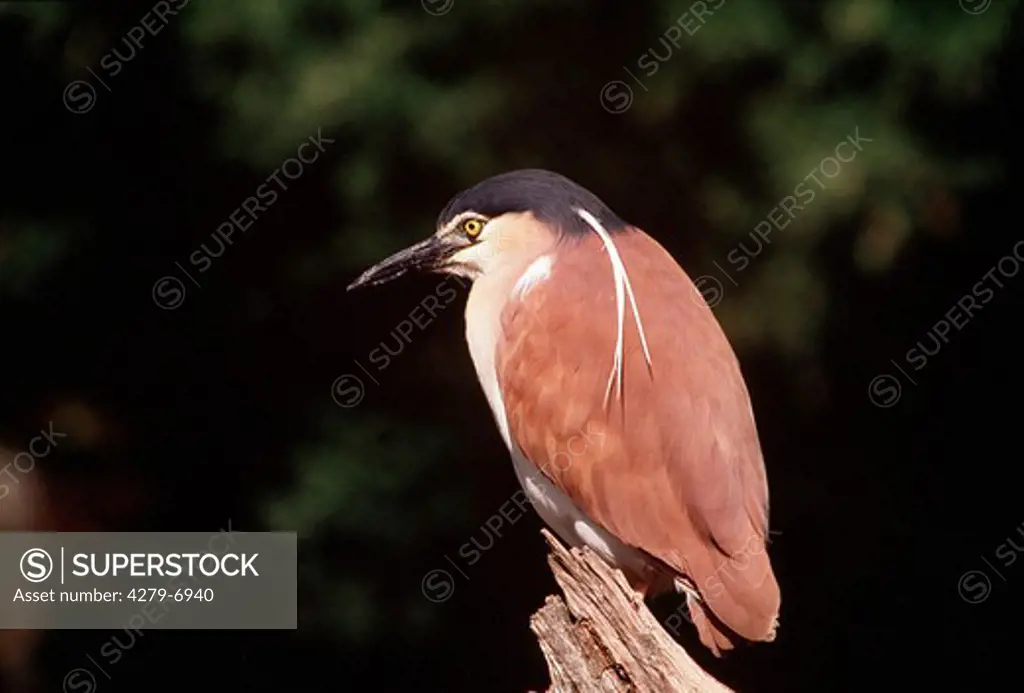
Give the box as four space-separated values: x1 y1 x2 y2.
451 238 503 275
446 263 480 280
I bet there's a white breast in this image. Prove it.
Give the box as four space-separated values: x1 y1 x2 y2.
463 261 651 576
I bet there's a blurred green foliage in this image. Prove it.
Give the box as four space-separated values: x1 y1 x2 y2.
4 0 1014 343
265 414 456 641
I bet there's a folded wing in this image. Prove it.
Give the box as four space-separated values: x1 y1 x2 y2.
496 229 780 653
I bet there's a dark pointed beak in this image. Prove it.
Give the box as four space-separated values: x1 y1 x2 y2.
347 235 451 291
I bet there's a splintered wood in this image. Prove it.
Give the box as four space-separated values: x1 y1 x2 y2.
529 530 732 693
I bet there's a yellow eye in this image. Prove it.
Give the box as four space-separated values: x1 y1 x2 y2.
462 219 484 238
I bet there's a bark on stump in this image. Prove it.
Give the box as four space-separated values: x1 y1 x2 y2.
529 529 732 693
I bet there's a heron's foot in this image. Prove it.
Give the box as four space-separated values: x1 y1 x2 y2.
673 575 701 602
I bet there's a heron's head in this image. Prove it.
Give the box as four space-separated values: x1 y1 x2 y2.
347 169 625 290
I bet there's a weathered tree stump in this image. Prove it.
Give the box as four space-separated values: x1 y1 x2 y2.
529 530 732 693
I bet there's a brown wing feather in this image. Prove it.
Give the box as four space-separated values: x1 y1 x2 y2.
497 228 780 650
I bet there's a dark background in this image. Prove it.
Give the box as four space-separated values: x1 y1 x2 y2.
1 0 1021 691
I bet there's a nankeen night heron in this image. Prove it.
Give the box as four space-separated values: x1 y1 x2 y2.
348 169 780 655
